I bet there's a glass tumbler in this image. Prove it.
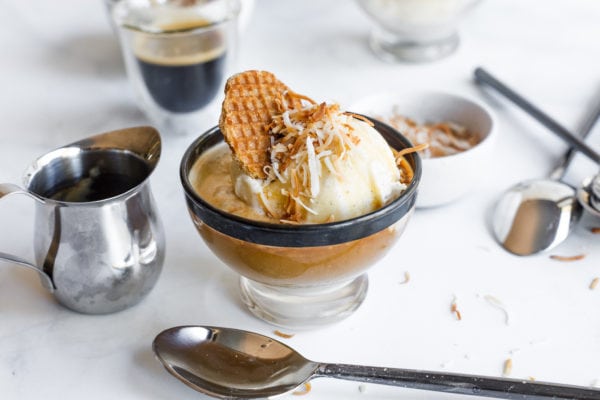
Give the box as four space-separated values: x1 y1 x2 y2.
112 0 240 135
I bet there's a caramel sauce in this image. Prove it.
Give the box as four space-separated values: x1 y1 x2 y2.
189 143 275 222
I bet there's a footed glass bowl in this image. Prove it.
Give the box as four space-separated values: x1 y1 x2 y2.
180 118 421 328
356 0 481 62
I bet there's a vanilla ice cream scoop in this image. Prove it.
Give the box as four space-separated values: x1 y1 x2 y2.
233 102 407 223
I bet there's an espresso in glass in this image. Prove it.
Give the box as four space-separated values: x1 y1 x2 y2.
112 0 239 135
134 19 226 113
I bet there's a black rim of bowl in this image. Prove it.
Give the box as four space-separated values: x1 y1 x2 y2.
180 116 421 247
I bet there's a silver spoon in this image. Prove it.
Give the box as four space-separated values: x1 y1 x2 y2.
474 68 600 255
577 173 600 219
153 325 600 399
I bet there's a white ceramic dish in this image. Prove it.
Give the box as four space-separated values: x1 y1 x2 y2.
351 91 496 208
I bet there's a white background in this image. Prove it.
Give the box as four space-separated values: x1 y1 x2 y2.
1 0 600 399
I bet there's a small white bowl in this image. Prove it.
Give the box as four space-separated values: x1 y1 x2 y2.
352 91 496 208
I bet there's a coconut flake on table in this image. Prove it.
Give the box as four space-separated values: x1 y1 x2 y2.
483 294 511 326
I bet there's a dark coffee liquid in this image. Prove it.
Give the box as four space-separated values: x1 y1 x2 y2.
28 149 151 203
137 53 226 113
134 19 227 113
44 172 144 202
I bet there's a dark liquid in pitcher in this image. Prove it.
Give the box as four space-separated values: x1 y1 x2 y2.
44 172 145 202
135 19 226 113
29 149 151 203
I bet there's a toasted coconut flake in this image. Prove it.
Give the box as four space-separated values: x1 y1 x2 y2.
285 90 316 107
590 277 599 290
279 219 301 225
292 382 312 396
345 112 374 126
311 102 327 122
291 195 318 215
395 142 430 161
273 330 295 339
382 113 479 158
399 271 410 285
258 191 277 218
282 110 304 132
550 254 586 262
503 358 513 377
450 296 462 321
305 136 320 197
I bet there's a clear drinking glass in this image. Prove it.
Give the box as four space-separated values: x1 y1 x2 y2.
356 0 480 62
112 0 240 135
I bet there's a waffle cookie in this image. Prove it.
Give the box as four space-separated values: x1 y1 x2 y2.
219 70 302 179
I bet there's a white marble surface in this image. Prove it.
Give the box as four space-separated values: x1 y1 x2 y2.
1 0 600 398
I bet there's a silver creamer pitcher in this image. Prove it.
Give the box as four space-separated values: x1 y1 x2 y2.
0 126 165 314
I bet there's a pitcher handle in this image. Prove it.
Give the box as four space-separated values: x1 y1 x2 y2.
0 183 55 292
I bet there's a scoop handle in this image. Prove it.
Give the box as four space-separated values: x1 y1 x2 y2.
474 67 600 165
318 363 600 399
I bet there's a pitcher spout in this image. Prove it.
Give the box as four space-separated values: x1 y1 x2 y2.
64 126 161 173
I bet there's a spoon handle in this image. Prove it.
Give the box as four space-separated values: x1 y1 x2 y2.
474 67 600 165
549 96 600 180
318 363 600 399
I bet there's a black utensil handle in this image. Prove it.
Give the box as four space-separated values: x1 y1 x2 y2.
319 363 600 400
474 67 600 165
550 95 600 180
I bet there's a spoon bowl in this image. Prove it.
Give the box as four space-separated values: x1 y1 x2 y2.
153 326 316 398
492 180 581 255
153 325 600 400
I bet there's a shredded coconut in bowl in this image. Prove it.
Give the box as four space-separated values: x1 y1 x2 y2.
382 109 480 158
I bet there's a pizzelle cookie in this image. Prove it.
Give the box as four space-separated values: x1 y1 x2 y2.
219 70 302 179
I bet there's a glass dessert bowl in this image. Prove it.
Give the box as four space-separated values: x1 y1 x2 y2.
356 0 481 62
180 117 421 329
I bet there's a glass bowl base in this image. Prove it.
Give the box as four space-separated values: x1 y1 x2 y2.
369 29 459 63
239 275 368 329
